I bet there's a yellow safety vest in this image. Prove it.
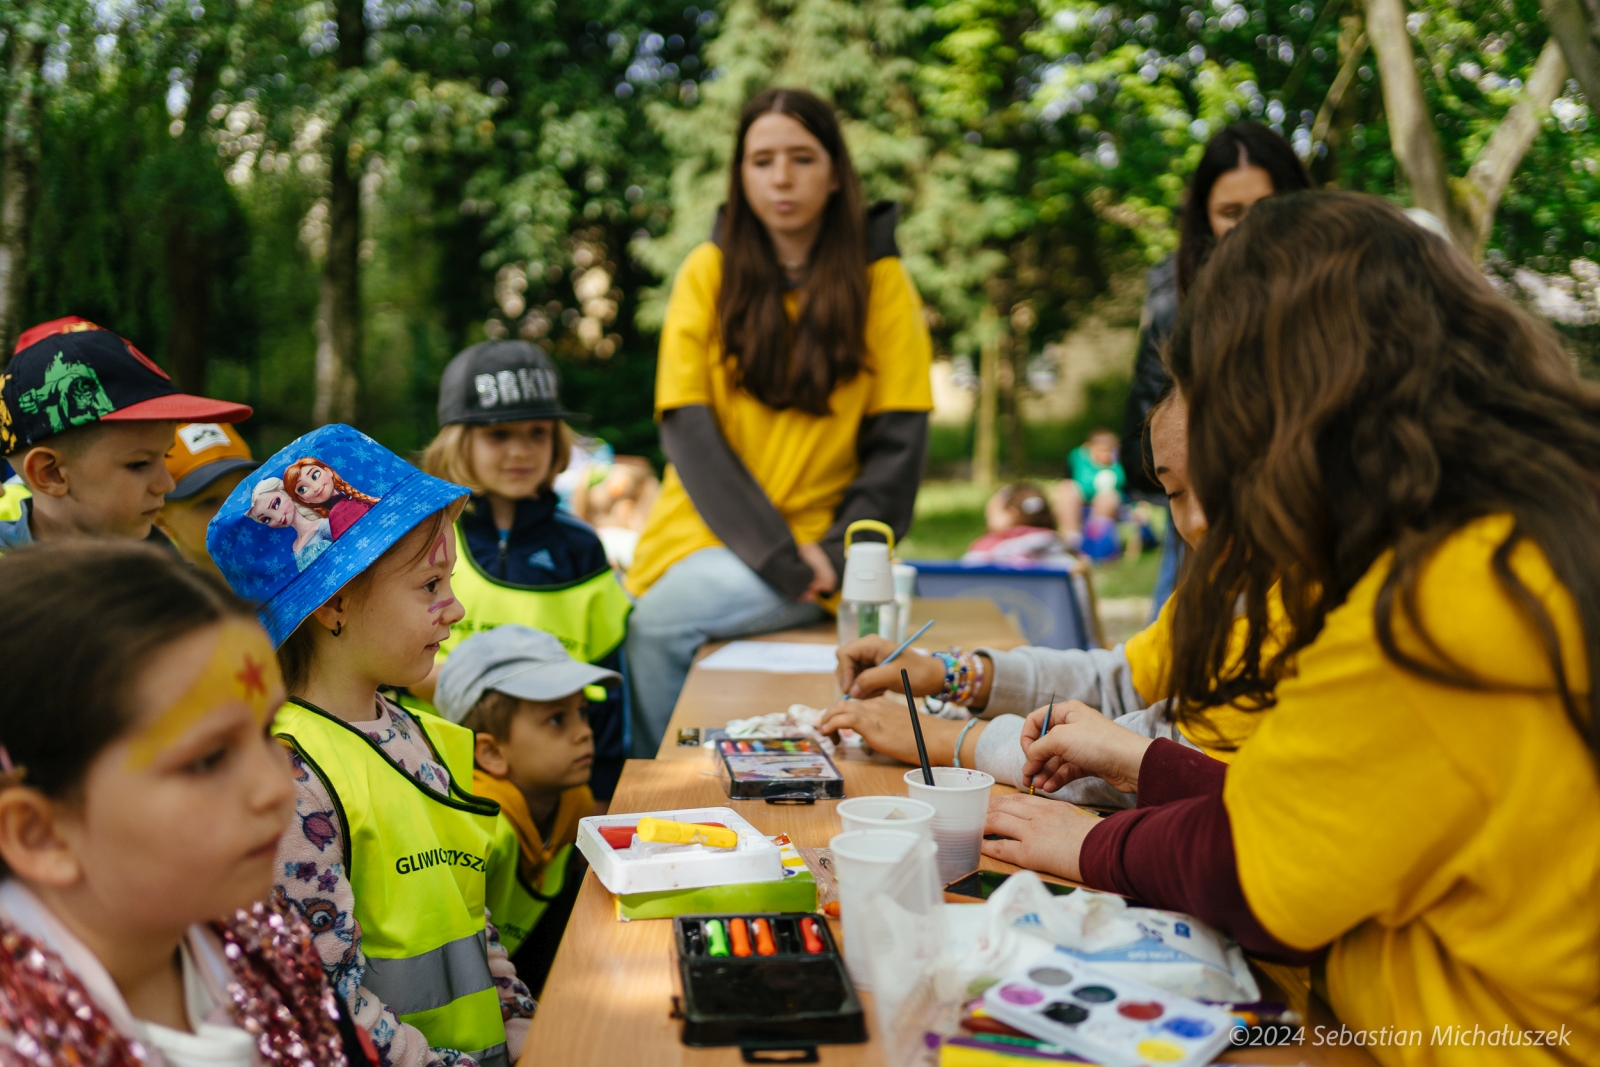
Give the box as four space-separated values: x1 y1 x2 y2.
444 522 632 664
272 700 512 1067
483 833 575 956
0 482 30 522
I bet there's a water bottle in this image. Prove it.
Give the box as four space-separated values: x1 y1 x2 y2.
837 520 900 644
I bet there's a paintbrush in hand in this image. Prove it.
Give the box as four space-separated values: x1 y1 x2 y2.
1030 692 1055 796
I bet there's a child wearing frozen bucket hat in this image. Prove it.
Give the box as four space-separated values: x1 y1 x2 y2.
208 424 534 1067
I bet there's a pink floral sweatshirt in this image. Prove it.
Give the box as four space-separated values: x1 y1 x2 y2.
275 699 535 1067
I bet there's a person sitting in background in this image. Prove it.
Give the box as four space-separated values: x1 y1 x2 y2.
963 482 1070 563
156 422 262 578
1054 427 1128 561
433 624 619 995
0 317 251 553
419 339 633 803
624 87 932 757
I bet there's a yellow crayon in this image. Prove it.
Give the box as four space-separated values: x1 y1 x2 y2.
635 817 739 850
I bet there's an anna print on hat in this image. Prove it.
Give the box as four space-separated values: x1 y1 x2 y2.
283 457 381 539
248 459 384 572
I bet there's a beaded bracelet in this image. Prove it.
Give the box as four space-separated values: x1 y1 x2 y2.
933 649 985 706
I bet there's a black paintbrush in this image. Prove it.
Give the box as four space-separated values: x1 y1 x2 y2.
902 668 935 786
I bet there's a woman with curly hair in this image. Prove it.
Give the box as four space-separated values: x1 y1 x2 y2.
985 192 1600 1064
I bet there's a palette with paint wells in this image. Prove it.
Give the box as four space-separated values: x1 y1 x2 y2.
982 947 1237 1067
715 736 846 802
671 912 867 1049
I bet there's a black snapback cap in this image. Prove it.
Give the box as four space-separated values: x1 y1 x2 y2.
1 317 251 455
437 340 587 427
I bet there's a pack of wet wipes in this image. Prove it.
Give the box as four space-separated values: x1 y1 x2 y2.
990 874 1259 1003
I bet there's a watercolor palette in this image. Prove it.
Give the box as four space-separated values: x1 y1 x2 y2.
981 947 1236 1067
715 736 846 802
672 912 867 1049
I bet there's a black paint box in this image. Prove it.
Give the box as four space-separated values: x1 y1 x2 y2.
713 736 846 803
671 912 867 1053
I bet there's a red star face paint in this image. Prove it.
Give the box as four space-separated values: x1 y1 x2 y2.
126 620 282 769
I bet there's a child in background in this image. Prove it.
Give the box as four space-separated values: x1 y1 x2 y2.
156 422 262 578
0 541 367 1065
420 340 632 802
433 624 619 994
963 481 1070 563
1055 426 1128 561
209 424 534 1067
574 458 660 571
0 317 251 553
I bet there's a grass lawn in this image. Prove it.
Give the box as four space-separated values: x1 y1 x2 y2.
900 479 1164 602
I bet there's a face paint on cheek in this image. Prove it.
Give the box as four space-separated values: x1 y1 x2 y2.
126 621 283 769
428 597 457 618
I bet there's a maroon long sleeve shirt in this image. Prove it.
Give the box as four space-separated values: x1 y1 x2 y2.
1077 738 1323 965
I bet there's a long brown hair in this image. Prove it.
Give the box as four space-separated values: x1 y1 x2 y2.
717 88 868 416
1165 191 1600 766
1176 122 1310 296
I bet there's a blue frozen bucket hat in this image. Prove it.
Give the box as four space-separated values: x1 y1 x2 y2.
208 423 469 647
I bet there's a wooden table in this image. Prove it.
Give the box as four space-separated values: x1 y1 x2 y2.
520 599 1376 1067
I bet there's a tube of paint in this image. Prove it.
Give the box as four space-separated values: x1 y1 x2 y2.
636 817 739 850
800 917 825 954
705 920 729 957
729 918 753 957
751 918 777 956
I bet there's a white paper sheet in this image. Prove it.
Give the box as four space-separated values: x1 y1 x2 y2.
696 640 839 673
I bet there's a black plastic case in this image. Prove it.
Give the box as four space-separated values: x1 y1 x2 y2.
671 912 867 1054
713 736 846 803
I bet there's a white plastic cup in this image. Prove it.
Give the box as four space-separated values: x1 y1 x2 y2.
903 767 995 884
892 564 917 641
836 796 937 841
829 829 926 989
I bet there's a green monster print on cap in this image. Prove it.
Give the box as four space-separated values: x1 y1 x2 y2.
15 353 115 434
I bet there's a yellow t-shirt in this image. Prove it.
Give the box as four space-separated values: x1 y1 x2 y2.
625 242 934 597
1124 587 1287 762
1225 516 1599 1065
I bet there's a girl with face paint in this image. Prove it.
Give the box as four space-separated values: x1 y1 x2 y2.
0 541 368 1066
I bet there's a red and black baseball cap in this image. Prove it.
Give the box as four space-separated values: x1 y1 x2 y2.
0 317 251 455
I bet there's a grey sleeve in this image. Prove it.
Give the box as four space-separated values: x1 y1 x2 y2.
818 411 929 577
974 644 1148 721
971 703 1199 810
660 405 813 599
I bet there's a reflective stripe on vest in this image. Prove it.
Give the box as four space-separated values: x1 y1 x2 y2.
272 700 508 1059
0 482 30 523
444 522 632 664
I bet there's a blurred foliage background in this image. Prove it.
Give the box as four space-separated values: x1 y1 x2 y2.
1 0 1596 474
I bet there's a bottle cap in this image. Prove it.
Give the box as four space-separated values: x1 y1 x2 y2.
840 541 896 603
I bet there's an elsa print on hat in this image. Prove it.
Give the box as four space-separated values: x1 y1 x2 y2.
207 424 469 647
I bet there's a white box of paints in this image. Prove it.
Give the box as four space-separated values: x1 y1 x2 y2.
576 806 785 896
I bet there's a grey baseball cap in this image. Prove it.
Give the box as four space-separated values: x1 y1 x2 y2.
433 624 621 725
